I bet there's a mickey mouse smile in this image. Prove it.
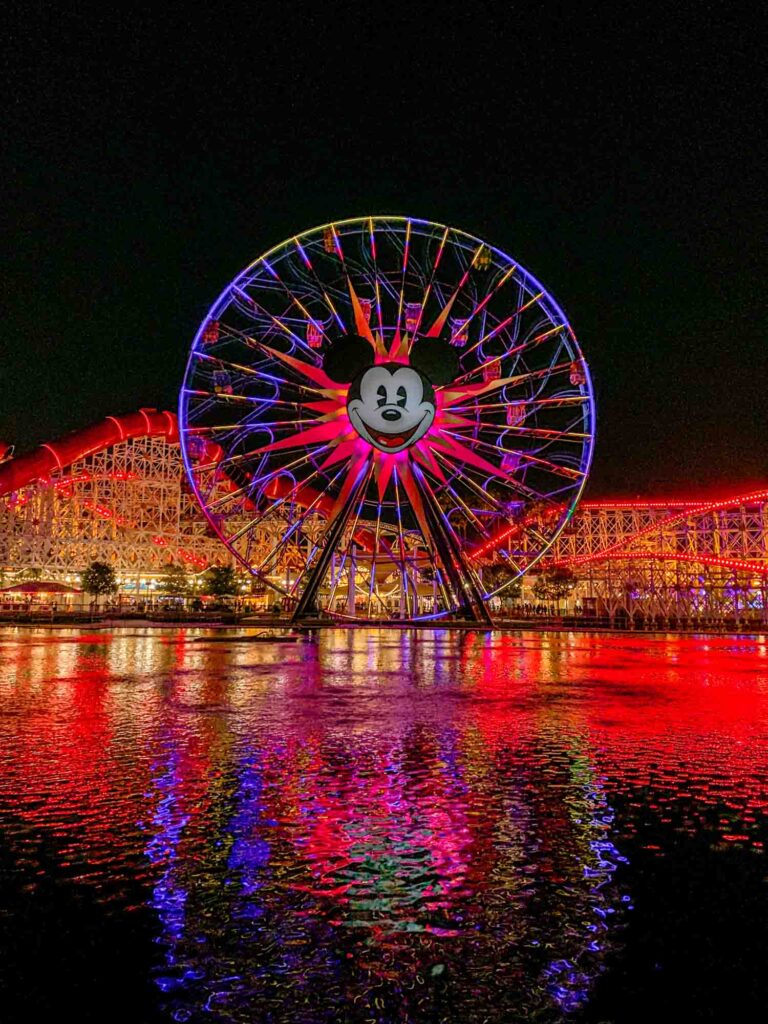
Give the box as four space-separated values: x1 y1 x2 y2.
361 418 425 450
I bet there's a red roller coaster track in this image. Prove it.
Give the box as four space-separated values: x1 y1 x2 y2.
2 411 766 578
551 488 768 577
0 410 178 497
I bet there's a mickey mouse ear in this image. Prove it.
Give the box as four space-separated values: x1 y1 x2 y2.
410 335 460 388
322 334 375 384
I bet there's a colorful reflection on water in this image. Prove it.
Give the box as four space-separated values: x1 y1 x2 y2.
1 628 767 1022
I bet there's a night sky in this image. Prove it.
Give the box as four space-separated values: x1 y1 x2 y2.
4 5 765 496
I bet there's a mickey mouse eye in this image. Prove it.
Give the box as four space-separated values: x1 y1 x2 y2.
376 384 387 407
396 386 407 408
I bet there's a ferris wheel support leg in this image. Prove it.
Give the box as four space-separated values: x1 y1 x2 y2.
291 466 370 622
416 473 494 626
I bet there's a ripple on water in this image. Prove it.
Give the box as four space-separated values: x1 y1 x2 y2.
0 628 767 1021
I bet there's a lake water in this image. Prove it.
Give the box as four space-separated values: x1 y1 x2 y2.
1 627 767 1022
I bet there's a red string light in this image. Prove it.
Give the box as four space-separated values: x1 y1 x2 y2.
557 550 768 576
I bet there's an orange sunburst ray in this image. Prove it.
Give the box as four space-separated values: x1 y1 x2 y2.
259 343 338 390
425 288 461 339
437 411 482 429
398 461 431 544
387 327 409 364
374 453 396 501
302 396 347 414
430 432 510 481
257 419 349 455
347 278 386 356
424 242 485 338
318 438 359 471
412 443 448 483
327 453 370 523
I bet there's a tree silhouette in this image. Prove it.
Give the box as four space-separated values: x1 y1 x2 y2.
160 564 191 597
532 567 578 610
203 565 239 599
80 561 118 604
482 563 523 603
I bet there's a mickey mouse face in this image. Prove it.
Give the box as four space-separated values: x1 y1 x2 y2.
347 363 436 453
322 331 459 455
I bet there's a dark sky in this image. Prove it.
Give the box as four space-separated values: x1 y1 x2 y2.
4 4 765 496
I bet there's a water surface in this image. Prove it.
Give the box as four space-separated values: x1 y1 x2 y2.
1 628 767 1022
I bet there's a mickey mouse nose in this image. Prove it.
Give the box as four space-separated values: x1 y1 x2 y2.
381 409 402 422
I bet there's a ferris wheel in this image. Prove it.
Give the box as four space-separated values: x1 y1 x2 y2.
178 216 595 622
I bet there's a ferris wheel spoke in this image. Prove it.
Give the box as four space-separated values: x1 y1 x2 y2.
432 453 522 515
439 362 574 408
324 467 373 611
345 220 400 316
253 510 317 578
184 389 285 411
510 360 581 394
228 284 324 361
402 225 450 344
366 218 386 340
458 290 545 363
226 461 348 549
440 260 519 343
187 423 260 434
448 394 589 416
440 479 522 574
191 354 299 397
364 500 385 617
390 467 411 612
327 224 390 333
225 417 325 435
184 395 220 422
292 236 347 332
529 338 576 395
187 413 321 436
530 479 584 505
451 324 566 388
457 436 584 472
503 320 557 380
421 238 489 342
390 467 448 614
227 310 328 365
395 218 412 335
257 256 339 349
190 348 279 381
223 444 336 502
411 464 492 622
442 427 585 481
225 345 335 396
290 458 372 620
431 445 552 506
198 443 335 509
451 420 590 444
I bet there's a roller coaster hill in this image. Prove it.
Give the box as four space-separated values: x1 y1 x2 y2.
0 409 766 628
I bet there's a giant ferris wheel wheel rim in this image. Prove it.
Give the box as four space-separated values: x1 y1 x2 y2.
178 216 596 621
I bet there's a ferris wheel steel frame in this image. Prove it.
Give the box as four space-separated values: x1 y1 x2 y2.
178 216 596 623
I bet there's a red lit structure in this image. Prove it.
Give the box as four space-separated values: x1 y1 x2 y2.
0 410 766 623
0 411 237 588
0 410 178 497
542 489 768 626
